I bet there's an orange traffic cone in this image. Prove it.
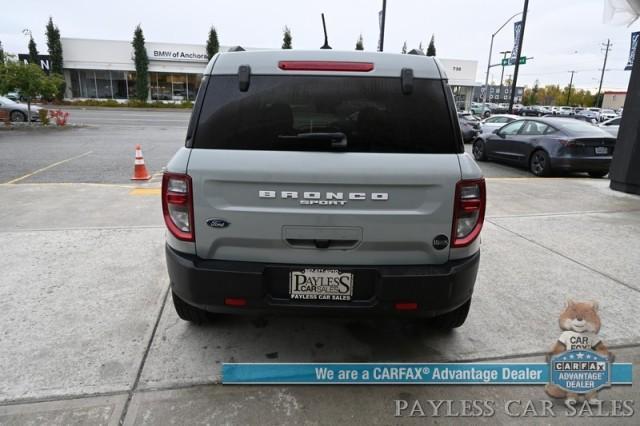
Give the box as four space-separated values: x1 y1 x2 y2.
131 144 151 180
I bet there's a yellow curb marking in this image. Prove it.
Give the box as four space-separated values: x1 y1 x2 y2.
129 188 161 196
4 151 94 184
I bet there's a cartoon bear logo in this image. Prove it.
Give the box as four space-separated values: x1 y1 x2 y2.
545 300 612 403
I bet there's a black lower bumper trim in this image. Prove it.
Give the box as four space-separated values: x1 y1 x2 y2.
166 245 480 317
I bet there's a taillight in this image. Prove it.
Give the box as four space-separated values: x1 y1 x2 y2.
162 173 194 241
558 139 576 147
278 61 374 72
451 179 486 248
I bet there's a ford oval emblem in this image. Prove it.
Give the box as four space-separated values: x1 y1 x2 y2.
206 218 230 228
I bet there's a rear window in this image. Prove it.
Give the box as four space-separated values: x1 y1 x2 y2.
191 75 458 153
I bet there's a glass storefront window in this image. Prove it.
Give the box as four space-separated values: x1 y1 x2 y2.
95 71 112 98
187 74 202 101
127 72 137 99
171 74 186 101
151 72 172 101
79 70 97 98
67 69 206 101
112 71 128 99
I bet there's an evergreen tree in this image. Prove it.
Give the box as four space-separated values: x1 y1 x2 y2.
282 26 292 49
426 34 436 56
46 17 63 74
132 25 149 101
401 41 407 54
0 41 4 65
28 36 39 64
355 34 364 50
46 17 64 99
206 26 220 60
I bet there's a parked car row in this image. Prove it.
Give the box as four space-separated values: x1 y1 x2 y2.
471 117 616 178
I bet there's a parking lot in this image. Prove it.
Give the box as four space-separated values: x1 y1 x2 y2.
0 109 638 424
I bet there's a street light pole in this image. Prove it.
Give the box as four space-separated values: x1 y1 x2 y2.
498 51 511 103
596 39 611 107
482 12 523 104
566 70 576 105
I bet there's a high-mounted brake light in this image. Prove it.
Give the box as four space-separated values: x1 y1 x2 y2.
451 179 486 248
278 61 374 72
162 173 194 241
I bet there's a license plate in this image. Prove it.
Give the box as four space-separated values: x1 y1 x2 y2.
595 146 608 155
289 268 353 301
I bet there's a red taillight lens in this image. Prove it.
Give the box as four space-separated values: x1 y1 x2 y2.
558 139 576 147
278 61 374 72
451 179 486 248
162 173 194 241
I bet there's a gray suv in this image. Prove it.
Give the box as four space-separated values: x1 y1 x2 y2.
163 50 486 328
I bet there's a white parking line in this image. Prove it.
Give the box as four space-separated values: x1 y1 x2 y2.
4 151 94 184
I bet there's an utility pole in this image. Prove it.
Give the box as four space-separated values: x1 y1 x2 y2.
378 0 387 52
498 51 511 103
596 39 611 107
508 0 529 113
566 70 576 105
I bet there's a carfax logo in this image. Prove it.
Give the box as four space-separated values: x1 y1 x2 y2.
545 300 614 403
550 350 610 394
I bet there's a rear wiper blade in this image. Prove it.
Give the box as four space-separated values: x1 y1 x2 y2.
278 132 347 149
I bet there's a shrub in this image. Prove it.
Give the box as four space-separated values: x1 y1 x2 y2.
38 108 50 125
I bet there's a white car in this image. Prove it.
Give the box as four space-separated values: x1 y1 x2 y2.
579 108 601 121
557 106 574 116
599 116 621 138
479 114 519 134
600 109 617 121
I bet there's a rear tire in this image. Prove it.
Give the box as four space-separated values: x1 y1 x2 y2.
431 299 471 329
472 139 487 161
172 290 215 324
529 150 552 177
588 171 608 178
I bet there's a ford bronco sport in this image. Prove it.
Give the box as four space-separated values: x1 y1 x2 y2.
163 50 485 328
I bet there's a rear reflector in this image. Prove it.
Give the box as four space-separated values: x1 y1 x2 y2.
278 61 374 72
225 297 247 307
395 302 418 311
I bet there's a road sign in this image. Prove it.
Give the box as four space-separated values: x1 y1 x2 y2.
502 57 527 66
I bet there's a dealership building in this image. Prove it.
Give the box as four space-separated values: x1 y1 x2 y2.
57 38 478 107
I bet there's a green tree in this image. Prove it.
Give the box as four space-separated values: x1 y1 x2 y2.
426 34 436 56
401 41 407 54
206 26 220 60
282 26 292 49
355 34 364 50
132 25 149 101
28 36 39 64
0 59 63 124
46 17 65 99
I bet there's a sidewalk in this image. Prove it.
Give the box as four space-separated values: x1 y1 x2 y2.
0 179 638 424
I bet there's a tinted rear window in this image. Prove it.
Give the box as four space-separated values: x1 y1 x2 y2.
192 76 458 153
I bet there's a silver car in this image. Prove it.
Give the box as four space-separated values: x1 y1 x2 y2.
599 116 621 138
0 96 41 122
163 50 485 328
480 114 519 135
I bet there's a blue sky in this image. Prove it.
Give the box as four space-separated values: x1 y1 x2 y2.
2 0 638 91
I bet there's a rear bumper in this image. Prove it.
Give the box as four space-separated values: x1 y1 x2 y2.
551 156 612 172
166 245 480 318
